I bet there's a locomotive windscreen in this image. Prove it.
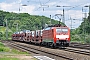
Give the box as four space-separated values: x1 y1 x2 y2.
56 28 68 33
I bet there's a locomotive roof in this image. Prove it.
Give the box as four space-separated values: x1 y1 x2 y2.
44 24 68 30
48 24 66 27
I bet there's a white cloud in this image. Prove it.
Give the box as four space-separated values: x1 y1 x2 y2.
0 2 35 14
0 2 13 10
68 0 80 3
66 10 82 19
21 5 35 14
56 10 62 14
47 2 56 6
0 2 19 12
65 10 83 28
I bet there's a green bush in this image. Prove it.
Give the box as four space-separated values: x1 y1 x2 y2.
71 35 80 41
71 34 85 43
85 35 90 43
71 34 90 43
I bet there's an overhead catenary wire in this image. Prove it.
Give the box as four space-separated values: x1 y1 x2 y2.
66 3 89 11
44 0 51 4
35 0 62 11
34 0 50 11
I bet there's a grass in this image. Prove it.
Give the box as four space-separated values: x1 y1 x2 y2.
11 49 28 54
0 57 19 60
0 47 10 52
0 42 35 60
0 42 10 52
0 42 28 54
0 42 5 46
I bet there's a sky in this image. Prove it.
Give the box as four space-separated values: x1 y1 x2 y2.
0 0 90 29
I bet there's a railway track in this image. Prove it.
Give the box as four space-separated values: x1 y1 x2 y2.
1 40 90 60
64 47 90 55
2 40 74 60
70 42 90 50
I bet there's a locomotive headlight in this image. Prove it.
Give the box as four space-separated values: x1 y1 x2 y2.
57 38 59 40
66 38 67 39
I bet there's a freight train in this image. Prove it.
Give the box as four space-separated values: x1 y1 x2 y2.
12 24 70 48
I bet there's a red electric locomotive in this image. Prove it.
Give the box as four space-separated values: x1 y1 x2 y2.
42 24 70 47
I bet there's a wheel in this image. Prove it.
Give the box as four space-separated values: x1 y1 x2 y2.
51 43 56 49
